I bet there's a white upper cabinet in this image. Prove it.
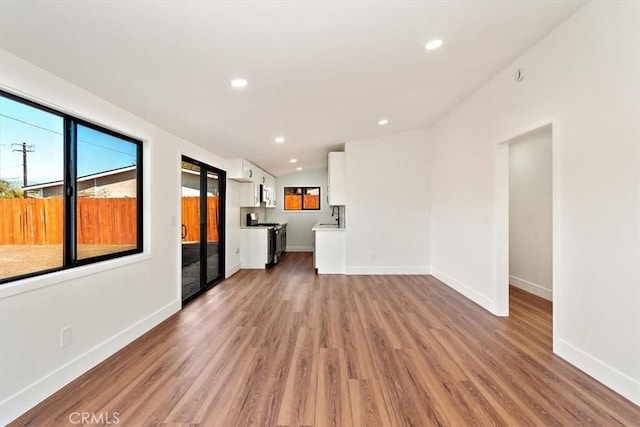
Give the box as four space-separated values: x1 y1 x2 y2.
239 182 260 207
229 159 259 182
230 159 276 207
328 152 346 205
265 174 277 208
257 170 267 185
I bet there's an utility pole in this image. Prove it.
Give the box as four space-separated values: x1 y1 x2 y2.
12 142 35 196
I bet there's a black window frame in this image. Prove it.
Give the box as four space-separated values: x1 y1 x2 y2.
0 90 143 284
283 186 321 211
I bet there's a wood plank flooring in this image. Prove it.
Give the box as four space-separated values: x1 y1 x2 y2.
10 253 640 426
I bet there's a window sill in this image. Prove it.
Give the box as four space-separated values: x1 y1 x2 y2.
0 252 152 300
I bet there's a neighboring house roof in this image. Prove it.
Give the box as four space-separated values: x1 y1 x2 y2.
22 166 217 192
22 166 136 191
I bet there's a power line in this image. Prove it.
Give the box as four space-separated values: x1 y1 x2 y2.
78 138 136 158
1 113 136 158
0 113 63 135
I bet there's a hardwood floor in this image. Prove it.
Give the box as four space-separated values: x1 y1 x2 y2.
10 253 640 426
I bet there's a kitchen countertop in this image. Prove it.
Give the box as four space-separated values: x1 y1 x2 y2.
241 222 287 229
312 222 345 231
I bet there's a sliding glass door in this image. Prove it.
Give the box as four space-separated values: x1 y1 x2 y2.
181 157 225 303
205 171 221 284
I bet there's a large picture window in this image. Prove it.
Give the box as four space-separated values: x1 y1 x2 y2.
284 186 321 211
0 91 143 283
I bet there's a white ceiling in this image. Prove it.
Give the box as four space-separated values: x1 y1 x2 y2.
0 0 584 176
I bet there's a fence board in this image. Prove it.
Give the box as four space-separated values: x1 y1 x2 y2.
0 196 220 245
77 197 137 244
304 194 320 209
180 196 219 242
284 194 320 210
285 195 302 210
0 198 64 245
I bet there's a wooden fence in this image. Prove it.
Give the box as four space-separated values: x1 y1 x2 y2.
284 194 320 210
0 196 219 245
181 196 219 242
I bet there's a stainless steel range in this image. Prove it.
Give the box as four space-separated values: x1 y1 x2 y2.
246 213 287 264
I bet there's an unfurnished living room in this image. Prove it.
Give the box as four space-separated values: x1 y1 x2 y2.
0 1 639 426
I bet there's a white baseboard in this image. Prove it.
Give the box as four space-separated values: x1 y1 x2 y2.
556 339 640 406
346 266 431 275
509 275 552 301
0 300 181 426
226 262 241 277
285 246 313 252
431 267 497 315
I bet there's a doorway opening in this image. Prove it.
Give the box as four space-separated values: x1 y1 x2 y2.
509 125 552 301
495 121 558 349
181 156 226 304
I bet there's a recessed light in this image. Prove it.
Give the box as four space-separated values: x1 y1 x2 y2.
274 136 285 143
289 159 297 163
296 167 303 171
425 39 443 50
378 119 389 125
230 78 248 88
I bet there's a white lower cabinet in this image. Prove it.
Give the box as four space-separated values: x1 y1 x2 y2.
313 228 345 274
240 228 269 268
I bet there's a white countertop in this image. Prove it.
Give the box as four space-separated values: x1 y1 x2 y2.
312 222 345 231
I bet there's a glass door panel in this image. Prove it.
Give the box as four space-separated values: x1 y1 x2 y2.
206 171 221 285
181 160 202 301
0 96 64 280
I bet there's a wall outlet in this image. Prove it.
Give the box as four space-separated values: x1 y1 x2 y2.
170 215 177 226
61 326 72 348
370 252 376 261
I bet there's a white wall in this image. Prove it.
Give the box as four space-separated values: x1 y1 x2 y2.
430 1 639 404
345 129 430 274
226 180 241 275
509 125 552 300
240 206 266 227
0 49 241 424
266 168 333 251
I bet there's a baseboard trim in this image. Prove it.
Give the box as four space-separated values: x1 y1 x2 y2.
509 275 552 301
285 246 313 252
556 339 640 406
431 267 497 315
226 262 241 277
0 300 181 426
346 266 431 275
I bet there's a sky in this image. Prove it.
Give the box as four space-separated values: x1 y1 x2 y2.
0 95 137 187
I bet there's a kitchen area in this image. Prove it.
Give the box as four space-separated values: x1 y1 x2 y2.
241 211 287 268
233 158 286 269
234 152 346 273
312 152 346 274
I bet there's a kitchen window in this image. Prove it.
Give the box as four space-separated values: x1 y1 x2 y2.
0 90 143 283
284 186 321 211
